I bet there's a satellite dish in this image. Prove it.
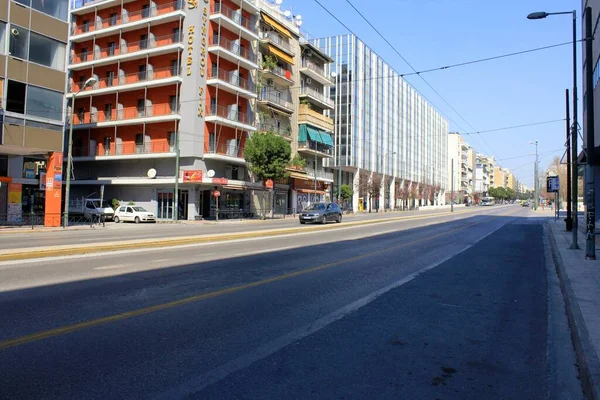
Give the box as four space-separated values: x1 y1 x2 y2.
283 10 291 17
147 168 157 179
207 169 215 178
295 14 302 20
275 0 282 4
296 20 303 26
331 72 338 78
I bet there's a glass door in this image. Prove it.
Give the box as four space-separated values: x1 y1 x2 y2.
157 191 173 219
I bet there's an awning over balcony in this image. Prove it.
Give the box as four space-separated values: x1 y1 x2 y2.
262 13 293 39
299 124 333 146
268 44 294 65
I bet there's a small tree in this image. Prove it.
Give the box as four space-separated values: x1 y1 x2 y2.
368 173 383 212
244 132 291 217
337 184 353 208
417 183 426 206
289 154 306 170
409 183 417 208
357 170 370 210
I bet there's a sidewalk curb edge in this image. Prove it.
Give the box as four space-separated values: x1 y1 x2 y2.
547 221 600 400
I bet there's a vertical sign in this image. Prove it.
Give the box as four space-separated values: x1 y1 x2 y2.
44 152 63 227
7 183 22 222
179 0 210 157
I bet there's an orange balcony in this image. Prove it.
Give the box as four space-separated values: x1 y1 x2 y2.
206 104 255 131
71 1 184 36
73 141 174 158
73 103 180 126
210 1 258 39
70 34 183 65
70 67 180 93
207 67 256 98
209 35 258 70
204 141 245 162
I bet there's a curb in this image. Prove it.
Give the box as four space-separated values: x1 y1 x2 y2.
547 221 600 400
0 211 461 262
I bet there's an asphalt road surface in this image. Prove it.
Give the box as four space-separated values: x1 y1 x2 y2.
0 206 583 399
0 206 476 251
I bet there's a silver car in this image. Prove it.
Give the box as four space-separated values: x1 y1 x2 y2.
299 202 342 224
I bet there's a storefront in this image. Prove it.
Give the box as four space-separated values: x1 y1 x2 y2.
292 178 328 212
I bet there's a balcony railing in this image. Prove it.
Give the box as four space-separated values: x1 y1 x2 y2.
204 142 245 158
207 104 254 126
304 166 334 181
297 140 333 155
262 64 293 81
211 2 257 34
258 88 293 110
258 121 291 137
73 103 179 124
299 86 334 107
73 141 174 157
71 1 184 35
210 35 256 63
209 67 255 93
261 31 292 53
71 66 180 92
298 104 333 131
301 59 329 79
71 33 182 64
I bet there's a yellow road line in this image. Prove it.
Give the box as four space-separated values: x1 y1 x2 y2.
0 208 480 262
0 207 520 351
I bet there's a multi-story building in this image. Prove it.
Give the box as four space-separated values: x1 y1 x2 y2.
475 154 494 195
0 0 70 225
493 166 507 189
316 34 448 212
447 132 477 204
67 0 262 220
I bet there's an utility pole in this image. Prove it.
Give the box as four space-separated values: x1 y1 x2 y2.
566 89 573 231
174 131 180 221
584 6 596 259
530 140 539 210
571 10 580 249
451 158 454 213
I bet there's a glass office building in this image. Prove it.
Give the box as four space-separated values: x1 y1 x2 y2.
314 34 449 211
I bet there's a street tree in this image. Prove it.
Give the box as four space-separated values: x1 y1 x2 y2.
367 173 383 212
244 131 291 216
337 184 353 207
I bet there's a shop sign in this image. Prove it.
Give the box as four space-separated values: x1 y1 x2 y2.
197 1 209 118
186 25 195 76
183 170 203 182
213 177 229 185
23 162 36 179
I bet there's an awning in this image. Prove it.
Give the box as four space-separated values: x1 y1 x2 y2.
299 124 333 146
297 188 327 195
268 44 294 65
262 13 292 38
289 171 309 180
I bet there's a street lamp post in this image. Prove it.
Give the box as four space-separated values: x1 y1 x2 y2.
529 140 539 211
528 9 579 247
63 76 98 228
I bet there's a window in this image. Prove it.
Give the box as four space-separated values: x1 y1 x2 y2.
29 32 66 70
26 85 63 121
140 34 148 49
103 137 111 155
169 95 177 113
9 25 29 60
6 80 26 114
142 4 150 18
119 206 126 212
138 64 146 80
137 99 145 116
171 59 179 76
25 119 63 131
106 70 114 87
209 132 216 151
104 103 112 120
80 47 88 62
126 207 133 213
172 27 180 42
109 13 118 26
31 0 69 21
0 22 6 55
168 131 176 151
81 19 90 32
107 42 116 56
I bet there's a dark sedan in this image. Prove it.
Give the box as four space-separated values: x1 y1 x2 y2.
299 202 343 224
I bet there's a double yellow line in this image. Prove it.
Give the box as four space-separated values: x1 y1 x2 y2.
0 208 476 262
0 207 519 351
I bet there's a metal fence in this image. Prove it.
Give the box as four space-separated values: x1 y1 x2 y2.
0 213 109 229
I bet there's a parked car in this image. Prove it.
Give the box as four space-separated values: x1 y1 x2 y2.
522 201 530 207
114 206 156 223
299 202 342 224
69 197 115 221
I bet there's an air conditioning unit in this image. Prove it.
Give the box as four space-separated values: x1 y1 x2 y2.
267 79 275 87
306 78 312 84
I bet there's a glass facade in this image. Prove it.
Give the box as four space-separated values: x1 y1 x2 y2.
315 34 448 190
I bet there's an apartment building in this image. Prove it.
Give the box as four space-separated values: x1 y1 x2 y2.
475 154 494 194
447 132 476 203
493 166 506 189
0 0 69 226
317 34 448 212
67 0 262 219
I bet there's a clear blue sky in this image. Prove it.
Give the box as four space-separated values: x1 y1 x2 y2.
283 0 581 187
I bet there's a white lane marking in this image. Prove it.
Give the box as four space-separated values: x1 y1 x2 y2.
152 219 512 400
93 264 132 271
439 303 462 308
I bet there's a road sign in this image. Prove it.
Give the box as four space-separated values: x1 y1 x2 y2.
213 190 221 197
547 176 559 193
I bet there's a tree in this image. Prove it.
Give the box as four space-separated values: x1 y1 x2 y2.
244 132 291 216
367 173 383 212
337 184 353 204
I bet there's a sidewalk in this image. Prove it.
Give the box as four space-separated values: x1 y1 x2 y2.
548 219 600 400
